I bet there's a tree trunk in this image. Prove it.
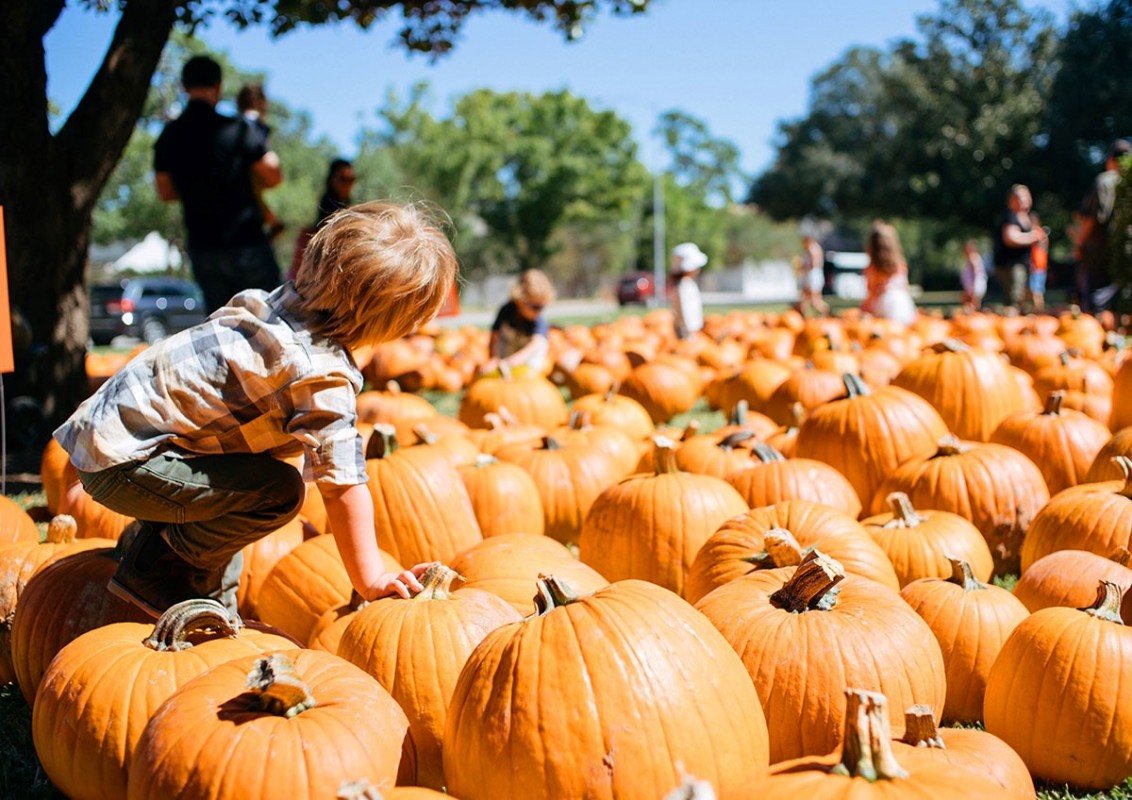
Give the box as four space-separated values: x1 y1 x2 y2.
0 0 178 462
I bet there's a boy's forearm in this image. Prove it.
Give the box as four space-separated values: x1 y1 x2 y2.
320 482 386 594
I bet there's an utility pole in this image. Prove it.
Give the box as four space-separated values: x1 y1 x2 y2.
651 170 666 308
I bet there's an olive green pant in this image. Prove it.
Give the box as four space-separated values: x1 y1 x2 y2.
77 452 305 585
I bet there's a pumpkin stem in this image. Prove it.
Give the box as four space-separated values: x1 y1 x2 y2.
44 514 78 544
718 430 756 451
946 557 987 592
841 373 871 399
541 435 562 451
143 598 241 652
901 705 945 749
413 563 463 601
931 338 969 354
474 453 498 468
769 549 844 612
497 405 519 426
748 528 805 569
532 574 581 615
384 380 402 395
335 779 383 800
1114 457 1132 499
568 409 591 430
936 434 968 457
1042 390 1065 416
365 424 399 460
652 437 681 475
662 775 718 800
1081 580 1126 625
751 442 785 463
788 402 805 431
412 423 439 446
1110 547 1132 568
832 689 910 781
604 382 621 403
246 653 316 718
728 399 749 427
885 492 924 528
680 420 701 442
348 590 369 612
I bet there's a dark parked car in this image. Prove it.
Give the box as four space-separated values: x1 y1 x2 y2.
617 271 658 306
89 277 208 345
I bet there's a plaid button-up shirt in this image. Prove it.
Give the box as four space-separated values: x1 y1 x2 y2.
55 283 367 486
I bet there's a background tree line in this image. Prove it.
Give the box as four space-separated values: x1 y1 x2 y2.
750 0 1132 289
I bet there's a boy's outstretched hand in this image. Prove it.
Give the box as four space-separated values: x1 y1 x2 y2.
365 562 437 600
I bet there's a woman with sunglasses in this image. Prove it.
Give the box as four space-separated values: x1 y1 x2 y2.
481 268 556 377
315 158 357 230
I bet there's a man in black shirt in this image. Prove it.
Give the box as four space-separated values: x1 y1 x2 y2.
154 56 283 313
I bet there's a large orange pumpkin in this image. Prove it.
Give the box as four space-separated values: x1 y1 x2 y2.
619 359 703 424
1086 427 1132 483
694 551 946 762
494 435 623 546
569 389 654 441
127 650 413 800
0 494 39 546
578 440 748 596
870 436 1049 576
236 517 305 619
337 565 522 789
892 338 1031 442
898 558 1029 724
365 425 483 566
33 600 293 800
458 370 568 430
984 581 1132 790
795 374 949 508
444 577 770 799
1110 349 1132 431
1013 548 1132 618
0 516 114 684
457 454 545 537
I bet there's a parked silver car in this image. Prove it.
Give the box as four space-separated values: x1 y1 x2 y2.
89 277 207 345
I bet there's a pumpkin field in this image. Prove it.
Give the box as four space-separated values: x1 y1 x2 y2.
3 303 1132 799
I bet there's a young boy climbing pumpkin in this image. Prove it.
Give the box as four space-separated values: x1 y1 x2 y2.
54 201 458 618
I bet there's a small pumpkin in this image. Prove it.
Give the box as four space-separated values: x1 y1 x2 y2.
899 558 1029 724
860 492 993 586
725 442 862 518
457 454 545 537
742 690 1003 798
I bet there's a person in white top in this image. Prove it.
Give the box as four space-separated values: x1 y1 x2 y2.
861 220 917 326
670 242 707 339
960 239 987 313
797 233 829 317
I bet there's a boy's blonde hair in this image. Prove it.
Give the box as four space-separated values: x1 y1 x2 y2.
511 269 556 307
293 201 458 348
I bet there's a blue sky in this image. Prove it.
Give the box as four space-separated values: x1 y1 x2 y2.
45 1 1070 177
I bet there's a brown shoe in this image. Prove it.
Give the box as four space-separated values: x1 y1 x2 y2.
108 521 225 619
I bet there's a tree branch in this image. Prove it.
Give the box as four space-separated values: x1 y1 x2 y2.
54 0 180 212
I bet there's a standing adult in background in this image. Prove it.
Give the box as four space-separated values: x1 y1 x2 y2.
154 56 283 313
236 83 285 241
1073 139 1131 313
315 159 357 230
861 220 916 325
796 233 828 317
992 184 1046 312
670 241 707 339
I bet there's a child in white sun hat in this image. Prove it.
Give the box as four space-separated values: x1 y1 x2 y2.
670 241 707 339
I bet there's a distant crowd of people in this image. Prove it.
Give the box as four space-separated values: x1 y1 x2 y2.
783 136 1130 324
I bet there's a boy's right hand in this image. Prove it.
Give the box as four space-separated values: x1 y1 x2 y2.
364 562 437 600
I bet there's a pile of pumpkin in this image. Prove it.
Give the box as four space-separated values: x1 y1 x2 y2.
4 304 1129 798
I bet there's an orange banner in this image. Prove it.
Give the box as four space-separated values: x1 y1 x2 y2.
0 208 13 373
